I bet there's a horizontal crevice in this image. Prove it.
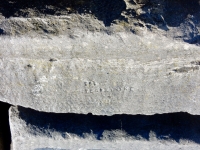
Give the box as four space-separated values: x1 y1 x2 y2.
173 66 199 73
17 106 200 144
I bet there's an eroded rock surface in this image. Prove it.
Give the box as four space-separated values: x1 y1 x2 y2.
9 106 200 150
0 0 200 115
0 0 199 43
1 0 200 149
0 31 200 115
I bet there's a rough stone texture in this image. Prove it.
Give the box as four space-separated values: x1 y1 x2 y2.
2 0 200 149
0 0 200 115
0 0 200 45
0 31 200 115
9 106 200 150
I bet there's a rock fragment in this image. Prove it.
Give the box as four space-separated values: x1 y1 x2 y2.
9 106 200 150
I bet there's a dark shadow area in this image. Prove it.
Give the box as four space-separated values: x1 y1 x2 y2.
185 35 200 45
0 28 4 35
19 106 200 144
164 0 200 27
0 0 126 26
0 102 11 150
134 0 200 45
138 0 200 27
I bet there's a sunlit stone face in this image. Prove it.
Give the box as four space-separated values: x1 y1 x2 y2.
0 0 200 115
1 0 200 149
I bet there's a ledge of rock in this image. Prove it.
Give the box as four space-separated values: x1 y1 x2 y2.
9 106 200 150
0 31 200 115
0 0 199 45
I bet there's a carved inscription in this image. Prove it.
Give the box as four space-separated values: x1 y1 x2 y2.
84 81 134 94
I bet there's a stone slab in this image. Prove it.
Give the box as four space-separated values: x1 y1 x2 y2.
0 32 200 115
0 0 200 115
9 106 200 150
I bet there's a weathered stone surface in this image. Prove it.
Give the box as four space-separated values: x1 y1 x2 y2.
0 31 200 115
0 0 200 115
2 1 200 150
9 106 200 150
0 0 200 44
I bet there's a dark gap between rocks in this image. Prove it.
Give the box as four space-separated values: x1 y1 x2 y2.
0 102 11 150
135 0 200 45
18 106 200 144
137 0 200 27
164 0 200 27
0 0 126 26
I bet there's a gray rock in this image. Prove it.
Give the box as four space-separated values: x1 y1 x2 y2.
0 30 200 115
0 0 200 45
0 0 200 115
3 1 200 149
9 106 200 150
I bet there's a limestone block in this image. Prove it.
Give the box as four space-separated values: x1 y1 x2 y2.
0 31 200 115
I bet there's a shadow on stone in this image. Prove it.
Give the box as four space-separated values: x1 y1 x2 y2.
138 0 200 27
185 35 200 45
18 106 200 144
134 0 200 45
0 102 11 150
164 0 200 27
0 0 126 26
0 29 4 35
